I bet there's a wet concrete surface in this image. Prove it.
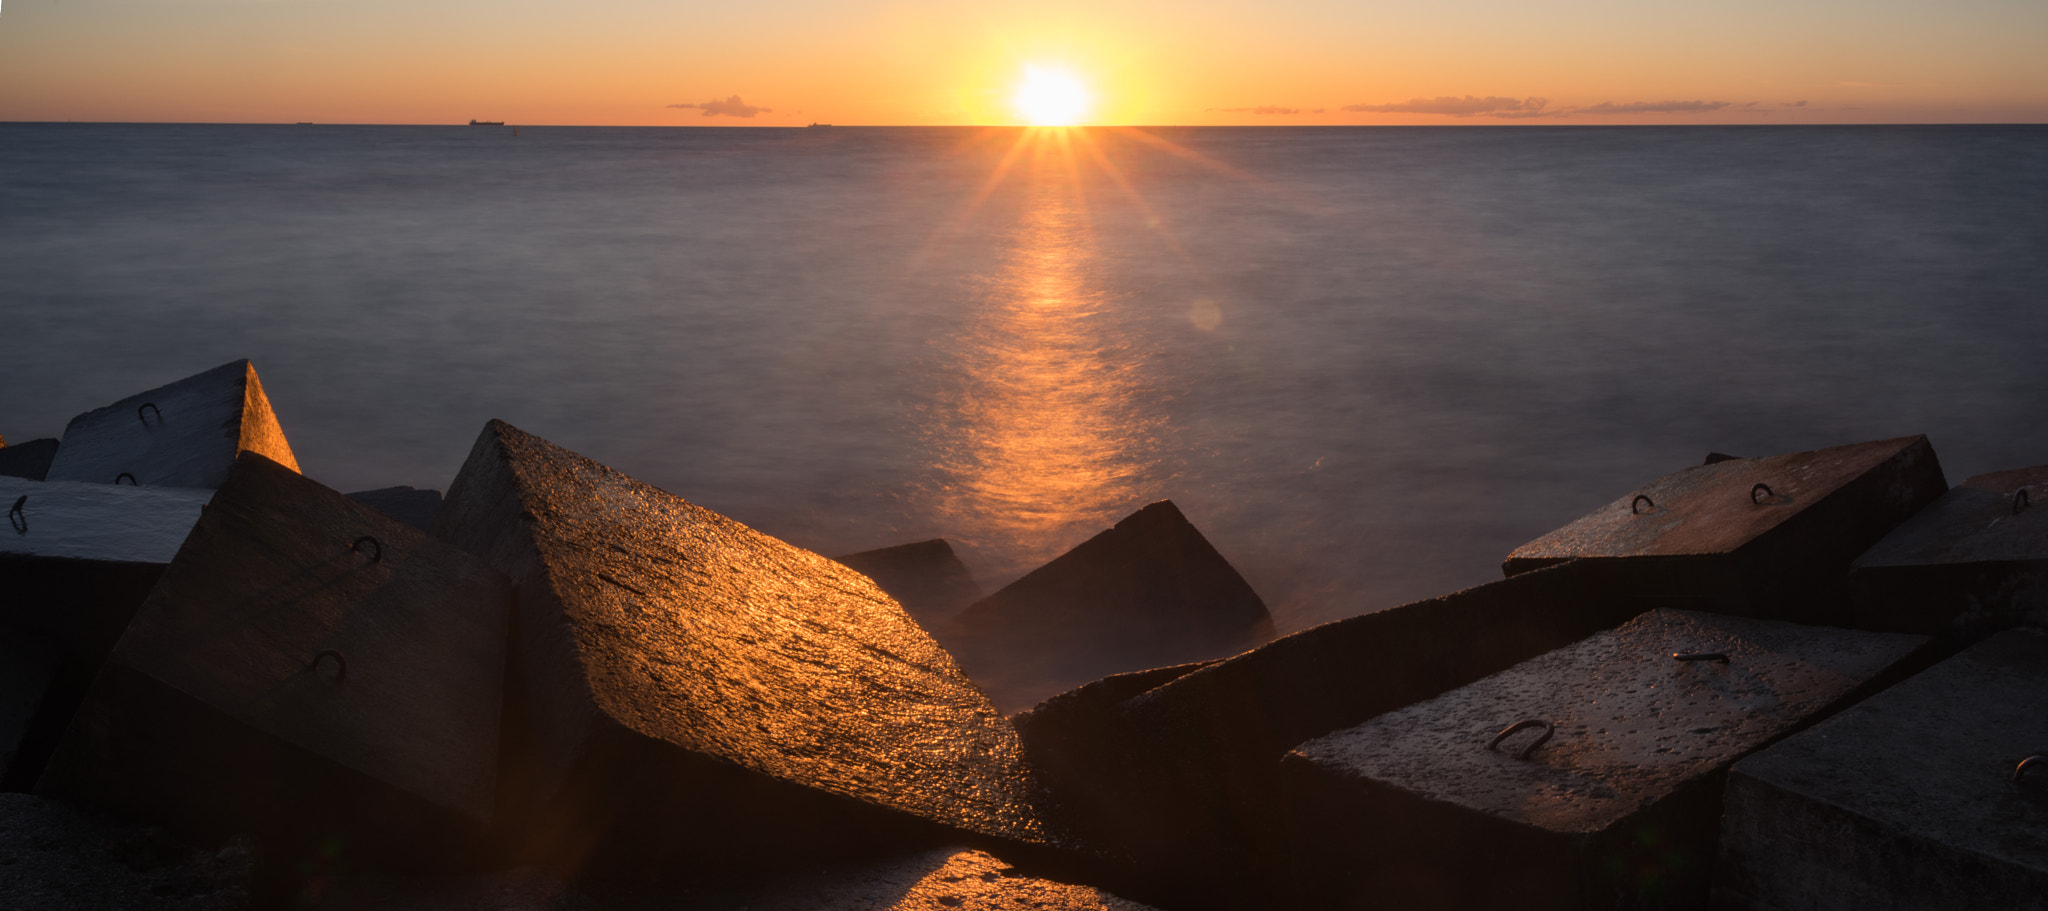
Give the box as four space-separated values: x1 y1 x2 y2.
1848 464 2048 639
43 359 299 490
834 538 984 630
429 420 1054 876
1716 628 2048 911
1504 436 1947 623
1281 609 1925 910
0 477 211 563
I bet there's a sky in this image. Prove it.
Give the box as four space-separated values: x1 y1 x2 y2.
1 0 2044 125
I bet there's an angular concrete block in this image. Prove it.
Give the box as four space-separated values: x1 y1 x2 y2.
1506 436 1947 623
44 359 299 489
0 631 62 790
0 437 59 481
1281 610 1925 911
1715 629 2048 911
39 453 511 869
834 538 983 629
345 485 444 531
1848 464 2048 640
944 501 1273 713
1012 560 1653 908
428 420 1051 875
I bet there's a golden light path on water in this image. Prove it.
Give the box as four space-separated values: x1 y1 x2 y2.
919 129 1167 578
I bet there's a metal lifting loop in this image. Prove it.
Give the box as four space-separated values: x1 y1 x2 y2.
115 472 138 486
7 495 25 534
2016 489 2031 516
137 402 162 426
1488 719 1554 760
1631 494 1655 515
1750 483 1774 505
350 535 382 563
312 649 347 680
2017 755 2047 787
1673 652 1730 663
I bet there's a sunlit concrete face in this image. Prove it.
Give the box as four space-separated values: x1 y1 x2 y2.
921 132 1162 579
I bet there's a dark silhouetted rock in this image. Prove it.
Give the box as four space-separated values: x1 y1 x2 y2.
39 453 511 872
1716 628 2048 910
1847 464 2048 642
0 793 253 911
834 538 983 628
1013 560 1655 909
0 477 211 788
0 631 62 790
944 501 1272 713
345 485 444 531
427 420 1053 878
0 437 60 481
1280 610 1925 911
1703 452 1742 465
1505 436 1948 624
44 360 298 489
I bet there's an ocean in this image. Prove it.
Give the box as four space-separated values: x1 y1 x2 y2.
2 123 2044 634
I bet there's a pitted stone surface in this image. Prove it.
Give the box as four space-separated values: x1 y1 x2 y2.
44 360 298 489
1507 436 1941 566
0 477 211 562
429 420 1046 848
1717 629 2048 908
1294 609 1923 834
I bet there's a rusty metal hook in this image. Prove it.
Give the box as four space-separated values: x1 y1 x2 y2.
1631 494 1655 515
114 472 138 486
2017 755 2047 787
2016 489 2031 516
8 495 24 534
1488 719 1554 760
350 535 382 563
312 649 346 680
1750 483 1775 505
1673 652 1730 663
137 402 162 426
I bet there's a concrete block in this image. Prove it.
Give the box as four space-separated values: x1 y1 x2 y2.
834 538 983 629
0 437 59 481
1506 436 1948 624
427 420 1053 876
1280 610 1925 911
944 501 1273 713
0 792 254 911
0 631 61 790
1012 560 1654 908
345 485 444 531
1848 464 2048 640
38 452 511 871
44 359 298 489
1714 628 2048 911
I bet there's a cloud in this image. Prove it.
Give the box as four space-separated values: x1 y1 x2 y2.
1575 100 1733 115
1208 105 1304 115
1783 100 1809 107
668 95 772 118
1340 95 1551 117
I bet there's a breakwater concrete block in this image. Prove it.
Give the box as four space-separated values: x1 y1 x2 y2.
0 437 60 481
0 477 211 787
834 538 983 629
1848 465 2048 640
944 501 1273 713
0 631 62 790
1506 436 1947 624
428 420 1053 877
38 452 511 870
1279 609 1925 911
1715 628 2048 910
345 485 443 531
44 359 298 489
1012 560 1653 908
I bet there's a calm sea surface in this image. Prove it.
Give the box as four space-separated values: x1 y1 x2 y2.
2 124 2044 633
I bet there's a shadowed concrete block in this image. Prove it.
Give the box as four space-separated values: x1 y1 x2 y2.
428 420 1052 877
1280 610 1925 911
45 360 298 489
0 477 212 788
1506 436 1947 624
834 538 983 629
1714 629 2048 911
0 631 61 790
346 485 444 531
944 501 1273 713
1848 465 2048 640
0 437 60 481
1012 560 1654 909
38 452 511 870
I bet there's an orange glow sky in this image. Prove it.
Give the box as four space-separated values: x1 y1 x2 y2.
1 0 2044 125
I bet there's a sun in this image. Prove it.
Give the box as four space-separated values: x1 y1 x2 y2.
1011 65 1092 127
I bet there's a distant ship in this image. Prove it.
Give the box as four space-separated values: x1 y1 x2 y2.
469 120 505 126
807 123 832 128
